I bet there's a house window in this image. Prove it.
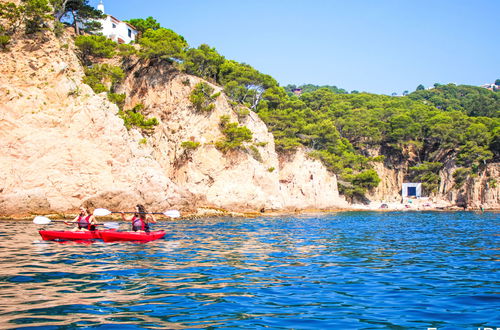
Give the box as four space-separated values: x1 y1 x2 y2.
112 23 116 28
128 29 132 38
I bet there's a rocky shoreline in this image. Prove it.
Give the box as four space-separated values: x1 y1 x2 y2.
2 202 497 221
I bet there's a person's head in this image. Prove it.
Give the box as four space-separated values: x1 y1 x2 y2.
79 207 89 215
136 204 146 219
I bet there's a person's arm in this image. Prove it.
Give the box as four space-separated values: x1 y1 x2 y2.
121 213 132 221
148 214 156 223
89 215 97 225
66 215 78 225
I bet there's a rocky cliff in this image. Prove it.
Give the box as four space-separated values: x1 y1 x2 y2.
0 32 347 217
116 58 348 212
1 30 496 218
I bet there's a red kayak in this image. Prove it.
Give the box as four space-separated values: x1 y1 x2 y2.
99 230 166 242
39 230 112 241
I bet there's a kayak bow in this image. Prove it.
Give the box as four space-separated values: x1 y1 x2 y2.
38 230 113 241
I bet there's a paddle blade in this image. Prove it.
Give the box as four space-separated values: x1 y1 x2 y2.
33 216 51 225
164 210 180 218
94 208 112 216
103 222 120 229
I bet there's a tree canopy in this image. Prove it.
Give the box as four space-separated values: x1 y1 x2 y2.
75 35 117 64
284 84 348 95
138 27 188 62
51 0 105 34
0 0 52 35
409 83 500 117
125 16 160 34
184 44 225 82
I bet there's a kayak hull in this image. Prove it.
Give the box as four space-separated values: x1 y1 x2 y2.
39 230 111 241
99 230 166 242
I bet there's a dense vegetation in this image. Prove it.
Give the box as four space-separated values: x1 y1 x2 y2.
284 84 348 95
2 4 498 201
409 84 500 117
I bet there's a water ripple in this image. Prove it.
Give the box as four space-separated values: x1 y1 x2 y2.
0 211 498 329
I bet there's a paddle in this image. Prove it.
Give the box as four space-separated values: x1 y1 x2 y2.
93 208 181 218
33 216 120 229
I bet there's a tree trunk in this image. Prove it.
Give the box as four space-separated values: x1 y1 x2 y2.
55 0 70 21
71 10 80 35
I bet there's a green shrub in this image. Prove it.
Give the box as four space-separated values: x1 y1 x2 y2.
181 141 201 150
409 162 443 194
267 167 275 172
117 43 136 58
0 2 22 35
75 35 117 64
340 169 381 201
235 107 250 121
452 168 470 188
215 116 253 153
53 21 65 37
0 35 10 50
189 82 220 112
119 104 159 133
107 93 126 110
83 64 124 93
248 145 263 162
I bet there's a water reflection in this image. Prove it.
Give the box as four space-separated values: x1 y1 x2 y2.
0 212 498 328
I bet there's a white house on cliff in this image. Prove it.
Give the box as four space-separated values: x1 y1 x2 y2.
97 1 138 44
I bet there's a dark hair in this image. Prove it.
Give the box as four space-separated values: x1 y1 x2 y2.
136 204 146 220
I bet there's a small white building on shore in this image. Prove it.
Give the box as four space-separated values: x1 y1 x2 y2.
97 1 138 44
402 182 422 198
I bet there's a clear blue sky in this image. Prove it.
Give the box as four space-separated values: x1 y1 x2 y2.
91 0 500 95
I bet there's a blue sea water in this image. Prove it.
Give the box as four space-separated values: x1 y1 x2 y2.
0 211 498 329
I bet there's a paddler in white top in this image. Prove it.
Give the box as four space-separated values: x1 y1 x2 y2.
67 207 98 231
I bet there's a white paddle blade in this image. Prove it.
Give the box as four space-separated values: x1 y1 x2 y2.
33 216 51 225
103 222 120 229
94 208 112 216
164 210 180 218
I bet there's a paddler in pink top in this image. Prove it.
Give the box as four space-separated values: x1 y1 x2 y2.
121 204 156 232
68 207 97 231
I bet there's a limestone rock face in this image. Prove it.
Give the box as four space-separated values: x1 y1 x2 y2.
0 33 346 217
117 63 346 211
279 149 348 210
0 34 189 216
439 162 499 209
